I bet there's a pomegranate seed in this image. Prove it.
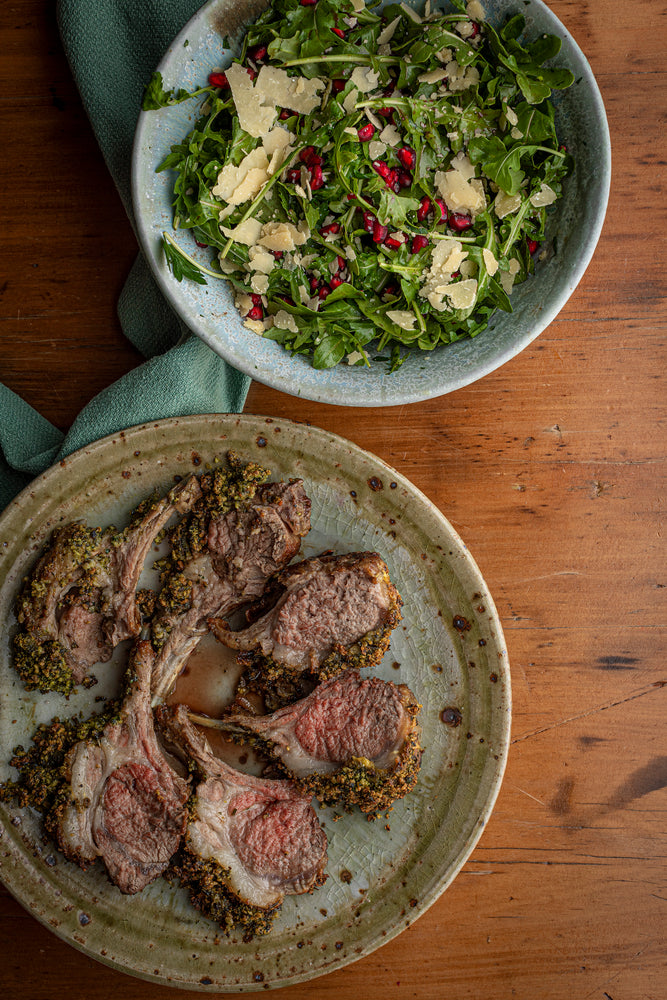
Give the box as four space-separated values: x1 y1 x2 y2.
194 239 209 248
249 44 267 62
330 276 344 289
332 79 346 92
383 283 398 297
337 255 346 271
286 168 301 183
318 284 331 300
332 27 345 38
435 199 448 223
377 107 393 118
300 0 317 5
299 146 316 164
279 108 295 120
397 147 416 170
208 72 228 89
372 221 389 243
398 171 412 189
357 122 375 141
309 276 320 291
310 164 324 190
372 160 391 180
250 294 263 306
411 235 429 254
320 222 340 236
246 67 257 80
469 21 480 38
247 305 263 320
417 196 431 223
362 211 376 233
384 236 403 250
449 212 473 231
272 251 284 260
346 192 357 200
527 238 539 254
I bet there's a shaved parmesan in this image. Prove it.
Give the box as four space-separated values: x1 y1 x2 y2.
418 68 448 84
226 63 323 139
494 190 522 218
212 146 269 202
378 15 401 44
419 238 469 311
258 221 307 252
435 165 486 216
247 246 276 274
250 273 270 295
499 257 521 293
386 310 417 331
482 248 499 275
467 0 486 20
368 140 387 159
446 278 478 309
220 217 263 246
379 124 401 147
243 318 267 334
343 65 381 111
273 309 299 333
530 184 557 207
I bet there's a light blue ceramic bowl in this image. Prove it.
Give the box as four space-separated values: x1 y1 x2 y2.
132 0 610 406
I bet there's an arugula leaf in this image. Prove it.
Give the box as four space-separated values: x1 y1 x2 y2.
142 71 210 110
377 191 421 228
162 233 212 285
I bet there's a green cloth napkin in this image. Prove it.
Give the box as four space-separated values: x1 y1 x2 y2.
0 0 251 512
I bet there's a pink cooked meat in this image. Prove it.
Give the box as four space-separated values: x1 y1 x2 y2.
150 479 311 701
156 703 327 936
54 641 190 894
14 475 201 691
195 671 422 815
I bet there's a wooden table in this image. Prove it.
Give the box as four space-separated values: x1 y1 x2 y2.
1 1 664 997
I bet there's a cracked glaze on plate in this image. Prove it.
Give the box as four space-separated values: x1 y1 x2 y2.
0 415 510 990
131 0 610 406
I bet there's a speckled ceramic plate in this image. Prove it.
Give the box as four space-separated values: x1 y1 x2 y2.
131 0 610 406
0 415 510 990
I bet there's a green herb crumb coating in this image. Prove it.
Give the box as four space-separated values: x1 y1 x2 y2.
0 702 119 818
170 849 280 942
297 727 423 818
12 631 75 696
168 452 271 567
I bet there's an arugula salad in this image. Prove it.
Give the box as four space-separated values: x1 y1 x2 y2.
143 0 573 371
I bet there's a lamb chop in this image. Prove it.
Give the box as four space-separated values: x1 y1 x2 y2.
46 641 190 894
150 477 311 702
208 551 402 709
191 671 422 816
13 475 201 694
155 703 328 940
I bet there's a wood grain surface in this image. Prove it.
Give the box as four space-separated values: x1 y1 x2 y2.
1 1 665 998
